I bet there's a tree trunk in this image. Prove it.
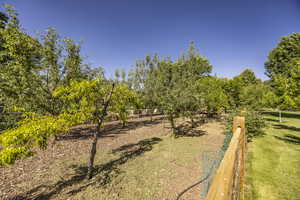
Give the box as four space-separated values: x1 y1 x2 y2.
190 117 195 128
86 83 115 179
87 124 100 179
168 113 176 135
279 110 282 123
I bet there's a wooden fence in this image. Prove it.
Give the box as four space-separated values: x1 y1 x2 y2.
205 116 246 200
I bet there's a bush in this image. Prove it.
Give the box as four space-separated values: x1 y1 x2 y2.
0 113 20 131
226 110 266 141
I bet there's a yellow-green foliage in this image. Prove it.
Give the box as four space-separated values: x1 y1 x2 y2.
54 79 140 125
0 112 71 165
111 84 141 126
54 78 110 123
0 79 140 166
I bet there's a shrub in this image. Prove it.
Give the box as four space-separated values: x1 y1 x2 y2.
226 110 266 141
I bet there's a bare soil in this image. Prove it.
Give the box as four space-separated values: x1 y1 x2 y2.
0 116 225 200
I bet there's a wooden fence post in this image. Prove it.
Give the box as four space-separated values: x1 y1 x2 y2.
205 116 246 200
233 116 245 135
233 116 246 200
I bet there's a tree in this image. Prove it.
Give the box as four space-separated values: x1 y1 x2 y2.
149 42 212 134
0 78 139 180
0 11 8 29
224 69 262 109
234 69 260 86
239 83 265 110
224 69 267 140
265 33 300 110
55 79 115 179
265 33 300 78
54 79 139 178
197 77 229 117
262 90 279 109
110 84 140 127
128 55 160 120
0 4 42 114
262 89 284 122
0 4 98 120
0 11 8 54
37 27 64 115
63 38 85 84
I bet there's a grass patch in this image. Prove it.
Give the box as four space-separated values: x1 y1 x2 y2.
245 111 300 200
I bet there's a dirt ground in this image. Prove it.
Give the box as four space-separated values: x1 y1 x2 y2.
0 116 225 200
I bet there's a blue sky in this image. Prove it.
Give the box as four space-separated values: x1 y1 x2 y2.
2 0 300 79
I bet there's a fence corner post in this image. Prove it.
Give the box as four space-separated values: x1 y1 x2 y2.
233 116 245 135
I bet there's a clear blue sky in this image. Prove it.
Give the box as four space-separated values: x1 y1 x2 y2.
2 0 300 79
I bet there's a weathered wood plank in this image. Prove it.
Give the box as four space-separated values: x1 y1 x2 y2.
205 116 245 200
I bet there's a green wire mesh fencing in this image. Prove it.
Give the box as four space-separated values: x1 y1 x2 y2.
200 131 233 199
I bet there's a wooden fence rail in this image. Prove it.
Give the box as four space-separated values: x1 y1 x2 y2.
205 116 246 200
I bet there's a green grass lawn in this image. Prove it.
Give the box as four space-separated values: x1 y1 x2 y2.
245 111 300 200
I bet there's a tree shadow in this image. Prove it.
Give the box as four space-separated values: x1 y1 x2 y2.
273 124 300 132
263 111 300 119
10 137 162 200
186 118 206 128
174 123 207 137
58 116 164 141
274 134 300 145
264 118 279 123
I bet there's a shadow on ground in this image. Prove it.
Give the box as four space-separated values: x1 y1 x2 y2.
10 137 162 200
273 124 300 132
174 122 207 137
58 116 164 141
264 118 279 123
274 134 300 145
263 111 300 120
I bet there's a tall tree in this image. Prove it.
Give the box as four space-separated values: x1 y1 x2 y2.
0 11 8 29
0 4 42 113
265 33 300 78
128 55 160 119
63 38 84 84
265 33 300 110
150 42 212 134
239 83 266 110
234 68 260 86
224 69 261 109
0 78 139 180
0 4 104 131
197 77 229 117
37 28 63 115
